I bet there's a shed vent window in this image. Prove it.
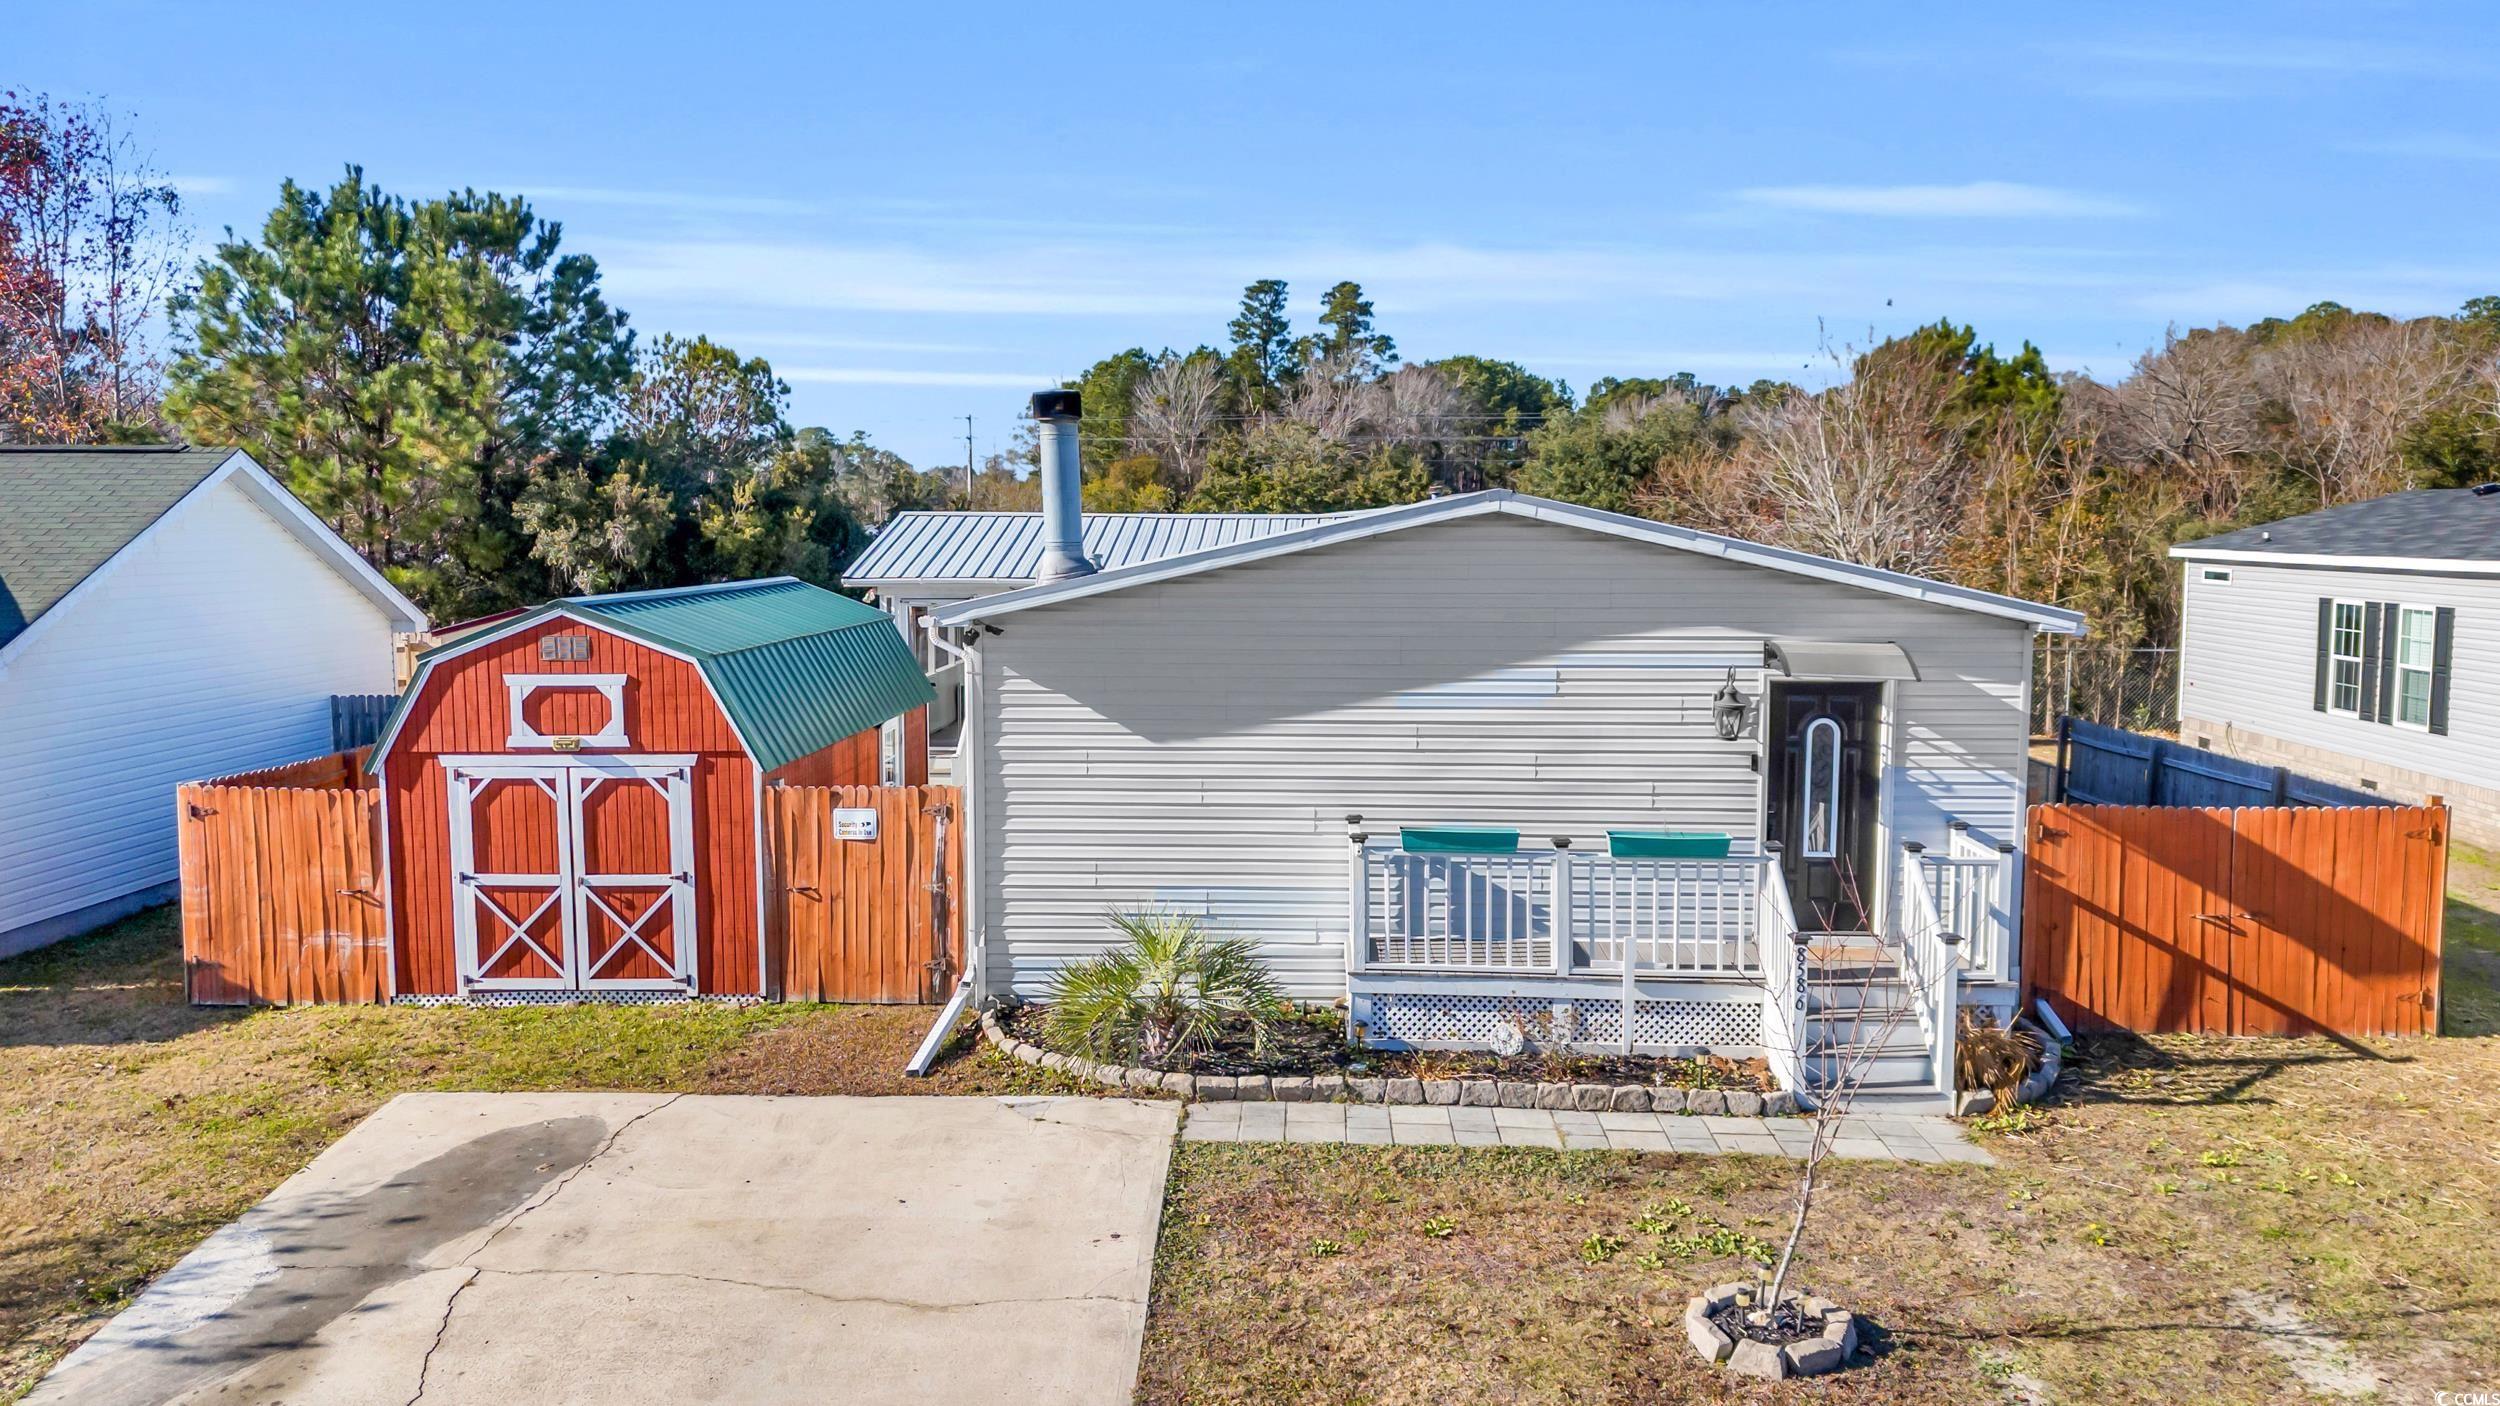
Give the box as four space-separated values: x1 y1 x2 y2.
2328 601 2365 715
540 635 592 662
2201 567 2232 582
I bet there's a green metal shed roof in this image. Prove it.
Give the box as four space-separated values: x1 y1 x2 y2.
375 576 934 773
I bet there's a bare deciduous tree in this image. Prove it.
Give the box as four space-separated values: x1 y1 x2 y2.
2252 315 2476 507
1733 347 1967 576
1129 351 1222 487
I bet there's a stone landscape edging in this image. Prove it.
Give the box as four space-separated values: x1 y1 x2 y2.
978 1006 1803 1116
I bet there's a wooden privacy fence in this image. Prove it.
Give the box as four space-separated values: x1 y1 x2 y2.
765 784 961 1003
2024 803 2446 1036
179 748 388 1005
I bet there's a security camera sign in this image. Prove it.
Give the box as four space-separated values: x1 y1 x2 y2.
833 808 878 841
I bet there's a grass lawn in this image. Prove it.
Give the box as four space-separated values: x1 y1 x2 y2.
1141 854 2500 1404
0 905 1081 1400
10 845 2500 1404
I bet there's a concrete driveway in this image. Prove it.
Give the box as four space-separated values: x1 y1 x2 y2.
32 1093 1179 1406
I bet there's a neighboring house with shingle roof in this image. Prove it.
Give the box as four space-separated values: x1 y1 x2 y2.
2171 486 2500 842
0 445 425 955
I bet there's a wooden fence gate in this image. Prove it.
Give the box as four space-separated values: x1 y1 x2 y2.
765 784 961 1003
2024 803 2447 1036
180 750 388 1005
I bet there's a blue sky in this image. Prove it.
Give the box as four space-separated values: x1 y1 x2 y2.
24 1 2500 467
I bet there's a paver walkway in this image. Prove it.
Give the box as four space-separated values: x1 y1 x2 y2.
1180 1102 1994 1164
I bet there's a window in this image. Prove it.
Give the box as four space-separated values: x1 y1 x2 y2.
2395 606 2437 728
1801 716 1841 859
2201 567 2232 582
2328 601 2366 715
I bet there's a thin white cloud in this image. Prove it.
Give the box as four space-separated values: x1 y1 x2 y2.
523 185 823 217
166 174 232 196
780 367 1064 388
2337 133 2500 161
1734 182 2145 219
704 330 999 355
2053 36 2477 78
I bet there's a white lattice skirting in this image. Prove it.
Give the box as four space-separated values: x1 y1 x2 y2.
1353 990 1762 1054
394 990 763 1008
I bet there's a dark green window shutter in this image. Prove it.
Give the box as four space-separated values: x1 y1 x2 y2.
2313 598 2331 712
2358 603 2383 722
2430 606 2456 736
2375 601 2400 725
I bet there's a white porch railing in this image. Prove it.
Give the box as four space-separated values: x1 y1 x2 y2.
1350 843 1774 979
1909 824 2019 983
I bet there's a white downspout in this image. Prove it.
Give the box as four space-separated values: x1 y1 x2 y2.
906 620 985 1076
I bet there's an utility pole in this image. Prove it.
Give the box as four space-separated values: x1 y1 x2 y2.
963 416 975 509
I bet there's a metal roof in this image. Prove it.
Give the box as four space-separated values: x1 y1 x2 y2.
0 446 236 650
2171 489 2500 570
841 510 1358 587
934 491 2088 634
372 577 933 774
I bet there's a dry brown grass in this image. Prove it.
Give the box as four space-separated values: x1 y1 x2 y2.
0 907 1082 1400
1143 857 2500 1405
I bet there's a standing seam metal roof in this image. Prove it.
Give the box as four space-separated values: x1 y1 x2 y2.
374 577 933 774
840 510 1359 585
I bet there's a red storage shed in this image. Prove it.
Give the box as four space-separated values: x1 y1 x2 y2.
367 577 933 1001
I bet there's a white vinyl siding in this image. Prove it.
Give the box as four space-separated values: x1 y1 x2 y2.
0 480 399 946
971 514 2033 999
2181 559 2497 788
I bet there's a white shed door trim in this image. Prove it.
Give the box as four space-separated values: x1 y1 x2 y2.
446 755 698 993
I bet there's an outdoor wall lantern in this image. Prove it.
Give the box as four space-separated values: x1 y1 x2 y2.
1712 670 1749 742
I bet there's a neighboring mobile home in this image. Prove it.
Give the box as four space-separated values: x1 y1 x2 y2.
0 445 424 957
365 577 932 1000
925 393 2086 1106
2172 488 2500 843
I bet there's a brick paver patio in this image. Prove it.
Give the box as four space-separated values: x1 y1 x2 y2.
1178 1102 1994 1164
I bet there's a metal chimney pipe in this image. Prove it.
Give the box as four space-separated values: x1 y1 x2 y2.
1030 389 1094 583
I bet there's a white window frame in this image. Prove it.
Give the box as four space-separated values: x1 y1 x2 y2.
2327 600 2367 718
2200 567 2232 582
505 673 629 748
1801 716 1842 860
2393 604 2437 732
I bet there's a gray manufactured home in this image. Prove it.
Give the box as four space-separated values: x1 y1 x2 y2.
2173 489 2498 843
911 393 2086 1109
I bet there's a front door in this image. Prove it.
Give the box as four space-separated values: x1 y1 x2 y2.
448 756 698 993
1764 682 1882 931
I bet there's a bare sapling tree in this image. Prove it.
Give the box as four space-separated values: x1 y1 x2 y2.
1749 856 1960 1313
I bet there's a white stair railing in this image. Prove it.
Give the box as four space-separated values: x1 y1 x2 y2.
1755 864 1809 1096
1895 842 1961 1098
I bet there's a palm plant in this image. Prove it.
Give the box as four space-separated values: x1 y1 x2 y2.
1041 909 1287 1068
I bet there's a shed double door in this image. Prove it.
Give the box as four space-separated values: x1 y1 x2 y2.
447 756 698 993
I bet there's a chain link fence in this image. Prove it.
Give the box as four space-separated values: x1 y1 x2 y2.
2031 641 2178 736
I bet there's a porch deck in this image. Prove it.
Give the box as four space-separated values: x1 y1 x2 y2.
1342 832 2019 1101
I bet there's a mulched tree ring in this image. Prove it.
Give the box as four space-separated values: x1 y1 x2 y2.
1681 1282 1859 1380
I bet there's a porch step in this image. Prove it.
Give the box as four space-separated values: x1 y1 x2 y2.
1802 1017 1930 1052
1827 1089 1957 1116
1802 1049 1936 1087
